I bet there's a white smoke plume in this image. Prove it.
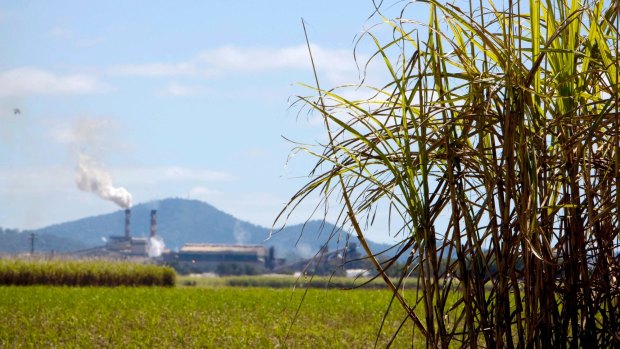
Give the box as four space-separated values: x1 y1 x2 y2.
148 236 165 257
233 221 249 245
75 153 132 208
296 243 315 259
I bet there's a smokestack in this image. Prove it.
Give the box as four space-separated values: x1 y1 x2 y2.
150 210 157 237
124 208 131 239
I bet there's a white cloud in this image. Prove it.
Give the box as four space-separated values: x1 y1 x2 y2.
48 25 105 47
164 82 195 96
110 44 365 85
197 45 360 78
0 165 234 192
159 82 211 97
110 62 197 77
188 188 288 227
115 166 235 185
0 166 74 194
47 116 131 163
159 166 234 182
0 9 9 22
0 164 235 226
0 166 106 229
49 117 118 146
49 26 73 39
188 185 219 198
0 67 107 96
184 187 345 233
237 147 270 159
198 45 307 71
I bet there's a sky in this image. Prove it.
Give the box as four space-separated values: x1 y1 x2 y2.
0 1 419 243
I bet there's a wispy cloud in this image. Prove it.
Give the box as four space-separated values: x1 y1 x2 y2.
49 117 118 146
158 82 211 97
163 82 195 96
0 67 107 96
237 147 270 159
0 166 74 194
0 9 10 22
0 165 234 195
188 185 219 198
110 62 197 77
48 26 73 39
115 166 236 185
187 187 287 227
110 44 364 85
0 165 233 229
47 25 106 47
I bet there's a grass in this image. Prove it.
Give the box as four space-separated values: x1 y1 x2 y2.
177 274 391 289
0 285 458 348
0 259 176 287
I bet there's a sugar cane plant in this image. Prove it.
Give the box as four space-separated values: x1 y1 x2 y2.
281 0 620 347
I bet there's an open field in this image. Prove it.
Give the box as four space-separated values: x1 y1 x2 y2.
177 274 390 289
0 286 448 348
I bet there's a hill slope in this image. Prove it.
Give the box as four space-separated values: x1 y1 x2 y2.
34 198 393 259
0 228 87 253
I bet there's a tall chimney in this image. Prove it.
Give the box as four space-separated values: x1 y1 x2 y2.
150 209 157 237
124 208 131 239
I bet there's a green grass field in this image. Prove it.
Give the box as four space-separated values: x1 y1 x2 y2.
0 286 438 348
177 274 389 289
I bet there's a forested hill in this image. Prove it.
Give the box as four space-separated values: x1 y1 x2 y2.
32 198 393 259
0 227 87 253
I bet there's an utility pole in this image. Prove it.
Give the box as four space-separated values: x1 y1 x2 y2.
30 232 35 255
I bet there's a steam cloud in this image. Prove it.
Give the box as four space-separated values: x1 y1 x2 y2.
75 153 132 208
233 221 249 244
148 236 165 257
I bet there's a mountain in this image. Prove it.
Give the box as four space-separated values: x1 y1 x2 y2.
0 228 88 253
36 198 263 249
33 198 394 260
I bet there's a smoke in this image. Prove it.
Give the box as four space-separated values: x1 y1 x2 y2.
55 117 133 209
148 236 165 257
75 153 132 208
233 221 249 244
296 243 315 259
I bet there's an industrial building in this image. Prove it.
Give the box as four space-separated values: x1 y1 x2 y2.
281 243 364 276
70 208 163 259
104 208 160 256
164 243 273 274
72 208 281 274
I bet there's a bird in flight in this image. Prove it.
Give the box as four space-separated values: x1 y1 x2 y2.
13 108 21 115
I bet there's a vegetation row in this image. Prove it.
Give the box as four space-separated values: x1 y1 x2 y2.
179 275 390 289
0 259 175 287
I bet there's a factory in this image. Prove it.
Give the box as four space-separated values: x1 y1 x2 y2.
163 243 276 274
105 209 161 257
69 208 163 259
75 207 280 274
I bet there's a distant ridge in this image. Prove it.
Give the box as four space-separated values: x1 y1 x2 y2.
0 228 87 254
29 198 392 259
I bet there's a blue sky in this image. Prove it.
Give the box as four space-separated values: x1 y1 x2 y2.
0 1 416 243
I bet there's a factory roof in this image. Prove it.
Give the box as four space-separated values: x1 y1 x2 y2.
131 237 149 244
180 243 266 254
108 235 130 241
